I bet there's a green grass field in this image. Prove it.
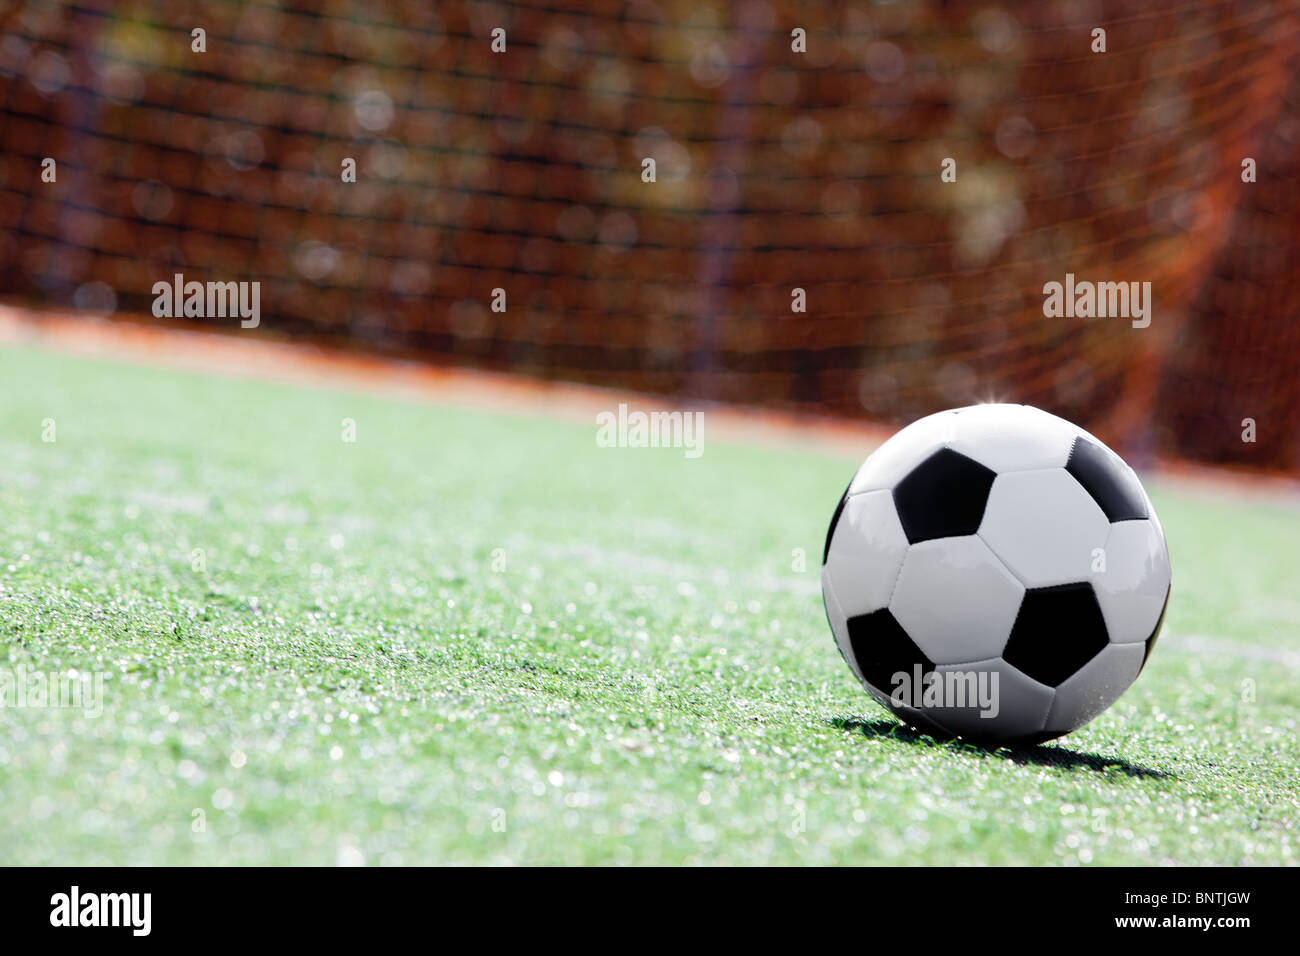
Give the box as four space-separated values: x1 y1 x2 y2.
1 344 1297 865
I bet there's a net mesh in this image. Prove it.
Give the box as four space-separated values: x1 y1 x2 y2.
2 0 1299 470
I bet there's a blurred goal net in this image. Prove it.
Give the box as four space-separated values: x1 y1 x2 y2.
2 0 1298 471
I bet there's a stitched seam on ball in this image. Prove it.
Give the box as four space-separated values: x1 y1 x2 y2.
841 486 884 505
883 542 908 613
978 527 1030 590
1037 693 1055 733
941 654 1002 669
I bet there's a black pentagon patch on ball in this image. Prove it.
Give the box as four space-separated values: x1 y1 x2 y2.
1066 437 1147 521
1003 583 1109 687
892 448 996 543
823 483 851 565
846 608 934 693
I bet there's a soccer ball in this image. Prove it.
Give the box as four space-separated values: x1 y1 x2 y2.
822 404 1170 745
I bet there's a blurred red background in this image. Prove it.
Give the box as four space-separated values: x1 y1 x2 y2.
1 0 1298 471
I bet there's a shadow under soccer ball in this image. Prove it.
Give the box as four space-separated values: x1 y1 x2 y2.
829 716 1171 781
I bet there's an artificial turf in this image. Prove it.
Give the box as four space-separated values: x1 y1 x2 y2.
0 343 1296 865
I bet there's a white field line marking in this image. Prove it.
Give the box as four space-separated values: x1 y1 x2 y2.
544 543 821 597
1164 634 1300 669
549 545 1300 667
